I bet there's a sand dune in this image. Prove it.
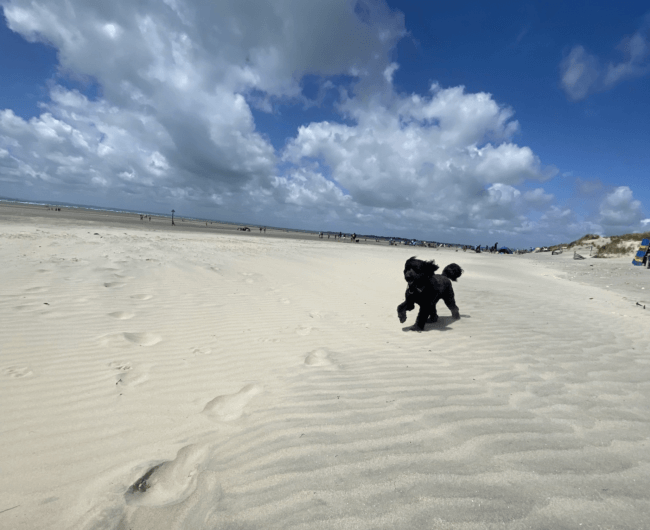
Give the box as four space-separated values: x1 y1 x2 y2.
1 213 650 529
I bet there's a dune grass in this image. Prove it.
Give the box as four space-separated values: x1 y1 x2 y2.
547 232 649 257
594 231 650 257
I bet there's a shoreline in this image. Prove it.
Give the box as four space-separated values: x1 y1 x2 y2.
0 200 388 244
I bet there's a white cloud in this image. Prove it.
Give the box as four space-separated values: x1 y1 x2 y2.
0 0 645 246
560 16 650 100
599 186 644 230
1 0 404 202
523 188 554 207
560 45 601 101
283 83 557 234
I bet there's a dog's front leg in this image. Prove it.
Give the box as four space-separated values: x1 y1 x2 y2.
414 304 430 330
397 300 412 323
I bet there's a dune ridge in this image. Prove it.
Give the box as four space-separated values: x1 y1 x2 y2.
1 216 649 529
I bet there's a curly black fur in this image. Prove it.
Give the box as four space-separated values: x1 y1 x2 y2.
397 257 463 330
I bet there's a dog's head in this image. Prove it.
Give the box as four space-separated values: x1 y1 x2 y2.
403 256 438 287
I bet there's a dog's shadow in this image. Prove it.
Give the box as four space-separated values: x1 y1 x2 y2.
401 314 470 332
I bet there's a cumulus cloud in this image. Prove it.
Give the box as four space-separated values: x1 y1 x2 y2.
523 188 554 207
560 15 650 100
599 186 644 230
283 83 557 236
0 0 645 246
1 0 404 198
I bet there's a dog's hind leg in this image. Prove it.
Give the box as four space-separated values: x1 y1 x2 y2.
442 290 460 319
427 304 439 323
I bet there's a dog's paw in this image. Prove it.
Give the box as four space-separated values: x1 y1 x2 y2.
398 311 407 323
452 310 460 319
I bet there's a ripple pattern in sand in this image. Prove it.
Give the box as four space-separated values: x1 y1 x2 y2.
122 304 650 529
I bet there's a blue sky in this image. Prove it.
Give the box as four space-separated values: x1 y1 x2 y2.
1 0 648 246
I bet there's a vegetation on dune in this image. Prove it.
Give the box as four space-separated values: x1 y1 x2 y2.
594 231 650 257
595 240 631 257
568 234 600 247
547 234 601 252
606 231 650 242
545 231 649 257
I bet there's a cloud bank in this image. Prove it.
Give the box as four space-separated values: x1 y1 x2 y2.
0 0 646 246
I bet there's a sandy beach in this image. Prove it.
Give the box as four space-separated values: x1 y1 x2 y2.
1 203 650 530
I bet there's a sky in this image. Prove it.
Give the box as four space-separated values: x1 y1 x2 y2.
0 0 649 247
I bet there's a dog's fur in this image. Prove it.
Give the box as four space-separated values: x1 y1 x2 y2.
397 257 463 330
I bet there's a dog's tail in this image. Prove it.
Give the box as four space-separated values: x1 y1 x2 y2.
442 263 463 281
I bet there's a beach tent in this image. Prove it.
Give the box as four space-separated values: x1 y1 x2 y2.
632 238 649 266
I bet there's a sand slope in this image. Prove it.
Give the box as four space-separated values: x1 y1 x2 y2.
1 220 650 529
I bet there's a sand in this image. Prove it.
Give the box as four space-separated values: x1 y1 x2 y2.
1 203 650 530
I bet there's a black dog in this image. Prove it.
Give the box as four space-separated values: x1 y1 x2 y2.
397 257 463 330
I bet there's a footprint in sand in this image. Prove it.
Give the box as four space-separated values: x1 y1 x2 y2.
296 325 312 336
131 294 153 301
126 442 213 506
109 361 133 371
99 332 161 347
279 298 291 304
108 311 135 320
191 346 212 355
203 384 262 421
104 282 126 288
115 370 149 387
110 361 150 387
123 332 161 346
309 310 324 319
2 366 33 378
304 349 334 367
